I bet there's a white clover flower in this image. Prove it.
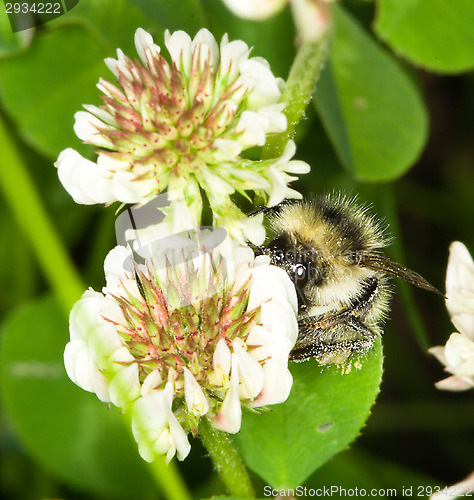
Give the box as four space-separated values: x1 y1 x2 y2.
430 471 474 500
429 241 474 391
221 0 332 42
64 238 298 462
55 27 310 245
222 0 288 20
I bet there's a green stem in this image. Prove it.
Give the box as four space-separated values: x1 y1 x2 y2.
146 457 193 500
0 115 84 312
262 31 330 160
381 185 431 351
0 115 192 500
199 416 255 498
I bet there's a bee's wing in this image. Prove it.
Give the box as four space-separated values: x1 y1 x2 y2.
357 254 442 296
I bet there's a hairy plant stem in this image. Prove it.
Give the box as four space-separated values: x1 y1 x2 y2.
199 416 255 497
262 31 331 160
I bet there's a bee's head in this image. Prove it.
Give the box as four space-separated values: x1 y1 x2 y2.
255 232 330 311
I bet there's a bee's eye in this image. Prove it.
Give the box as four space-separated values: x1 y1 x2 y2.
294 264 307 282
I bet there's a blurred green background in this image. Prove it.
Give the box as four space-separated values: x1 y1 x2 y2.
0 0 473 498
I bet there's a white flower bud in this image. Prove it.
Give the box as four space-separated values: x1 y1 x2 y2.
429 242 474 391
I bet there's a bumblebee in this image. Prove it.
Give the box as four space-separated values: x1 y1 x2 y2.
254 193 441 366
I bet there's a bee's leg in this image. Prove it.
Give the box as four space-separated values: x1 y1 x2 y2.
248 200 290 218
290 276 382 361
290 316 378 364
294 277 381 341
248 203 289 256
